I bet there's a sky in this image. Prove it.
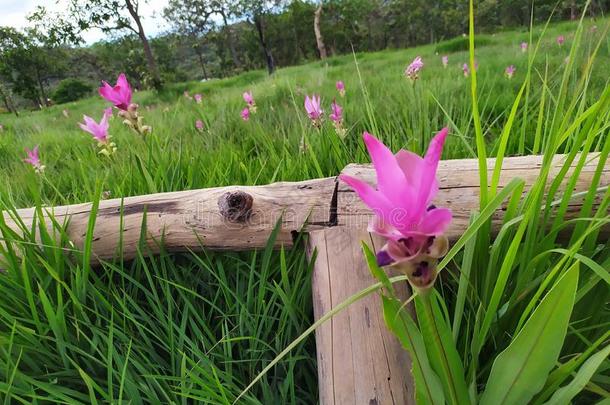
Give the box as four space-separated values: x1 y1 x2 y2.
0 0 170 43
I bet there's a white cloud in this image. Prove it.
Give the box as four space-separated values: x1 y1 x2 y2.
0 0 169 44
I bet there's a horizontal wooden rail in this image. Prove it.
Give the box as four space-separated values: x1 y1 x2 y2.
1 154 607 263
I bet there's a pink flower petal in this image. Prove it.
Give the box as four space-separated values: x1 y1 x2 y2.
339 173 396 227
415 127 448 215
418 207 452 235
362 132 414 208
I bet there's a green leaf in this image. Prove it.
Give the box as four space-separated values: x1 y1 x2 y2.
382 295 445 405
543 344 610 405
480 263 580 405
533 331 610 404
416 293 471 405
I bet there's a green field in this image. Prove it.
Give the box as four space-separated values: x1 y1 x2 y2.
0 16 608 403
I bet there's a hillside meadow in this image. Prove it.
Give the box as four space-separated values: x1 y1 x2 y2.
0 15 608 404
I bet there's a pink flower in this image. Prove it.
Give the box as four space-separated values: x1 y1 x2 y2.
304 94 323 121
505 65 516 79
99 73 133 110
194 94 202 104
520 42 528 52
24 146 44 172
104 107 113 118
405 56 424 80
340 130 451 285
557 35 565 46
195 119 204 130
462 63 470 77
79 111 110 144
241 107 250 121
329 100 343 123
243 91 254 106
336 81 346 97
441 55 448 68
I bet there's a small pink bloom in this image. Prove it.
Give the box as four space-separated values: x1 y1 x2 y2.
241 107 250 121
336 81 346 97
340 129 451 269
505 65 516 79
79 111 110 144
194 94 202 104
405 56 424 80
99 73 133 110
104 107 113 118
195 119 204 130
557 35 565 46
329 100 343 123
243 91 254 106
441 55 448 67
24 145 44 172
304 94 323 122
520 42 528 52
462 63 470 77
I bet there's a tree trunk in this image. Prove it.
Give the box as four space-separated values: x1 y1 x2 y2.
220 11 240 68
314 4 327 59
253 15 275 75
0 83 18 116
34 69 48 107
195 46 209 80
125 0 162 89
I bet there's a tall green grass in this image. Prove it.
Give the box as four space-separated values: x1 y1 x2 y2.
0 12 608 403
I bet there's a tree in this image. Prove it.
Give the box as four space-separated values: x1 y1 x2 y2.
0 27 66 108
30 0 163 89
314 3 327 59
163 0 216 79
236 0 285 75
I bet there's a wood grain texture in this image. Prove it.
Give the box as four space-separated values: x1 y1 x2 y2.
307 227 414 405
337 153 608 238
1 177 336 262
1 154 607 263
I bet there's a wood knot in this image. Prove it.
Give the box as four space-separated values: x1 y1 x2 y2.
218 191 253 222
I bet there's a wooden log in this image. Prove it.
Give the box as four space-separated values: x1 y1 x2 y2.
0 177 336 262
337 153 608 238
307 227 414 404
0 154 606 263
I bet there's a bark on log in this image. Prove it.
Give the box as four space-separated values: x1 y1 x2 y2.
0 154 607 264
307 227 414 404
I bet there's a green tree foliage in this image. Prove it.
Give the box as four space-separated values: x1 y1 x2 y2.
1 0 608 110
0 27 67 108
52 78 93 104
30 0 163 89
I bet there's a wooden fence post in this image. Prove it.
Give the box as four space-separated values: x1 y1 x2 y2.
307 227 415 405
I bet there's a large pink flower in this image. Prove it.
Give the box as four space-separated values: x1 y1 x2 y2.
329 100 343 123
405 56 424 80
24 145 44 172
241 107 250 121
99 73 132 110
340 130 452 266
243 91 254 106
79 110 111 144
304 94 323 121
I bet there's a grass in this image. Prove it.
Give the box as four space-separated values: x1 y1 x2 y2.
0 14 608 403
